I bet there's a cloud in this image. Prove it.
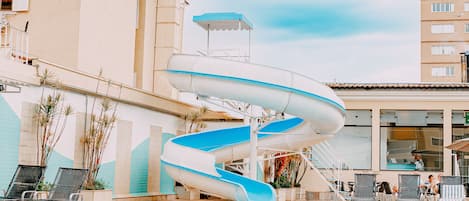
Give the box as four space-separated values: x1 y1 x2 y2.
183 1 421 83
250 32 419 82
187 0 419 39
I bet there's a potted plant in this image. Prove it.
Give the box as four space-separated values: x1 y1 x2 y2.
267 152 307 201
80 72 121 201
34 69 73 167
183 106 208 133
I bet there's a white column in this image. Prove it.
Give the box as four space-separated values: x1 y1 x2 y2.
371 107 380 171
250 117 258 179
443 108 452 175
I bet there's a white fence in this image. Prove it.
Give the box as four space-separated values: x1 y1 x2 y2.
0 22 29 63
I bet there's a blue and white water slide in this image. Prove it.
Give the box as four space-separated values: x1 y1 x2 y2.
161 54 346 201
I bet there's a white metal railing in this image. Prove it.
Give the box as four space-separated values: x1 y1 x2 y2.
300 153 347 201
0 20 29 64
307 141 354 200
198 48 250 62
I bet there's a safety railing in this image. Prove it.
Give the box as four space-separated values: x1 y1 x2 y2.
198 48 250 62
307 141 354 200
0 21 29 64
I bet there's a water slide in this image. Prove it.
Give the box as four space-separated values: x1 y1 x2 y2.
161 54 346 201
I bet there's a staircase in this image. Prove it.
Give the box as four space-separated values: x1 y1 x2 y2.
301 141 354 201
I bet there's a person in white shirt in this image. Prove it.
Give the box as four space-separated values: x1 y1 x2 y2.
414 154 425 171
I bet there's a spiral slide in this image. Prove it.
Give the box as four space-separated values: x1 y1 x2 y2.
161 54 345 201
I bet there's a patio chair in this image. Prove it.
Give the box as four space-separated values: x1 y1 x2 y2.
352 174 376 201
397 174 421 201
440 176 461 185
377 181 392 201
0 165 46 200
439 184 465 201
23 167 88 201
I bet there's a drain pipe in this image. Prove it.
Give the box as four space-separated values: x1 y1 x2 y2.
151 0 159 93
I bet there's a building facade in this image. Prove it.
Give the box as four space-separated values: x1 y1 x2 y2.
1 0 186 98
303 83 469 192
0 0 240 198
421 0 469 82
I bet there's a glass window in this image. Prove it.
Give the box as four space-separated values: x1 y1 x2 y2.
312 110 372 170
452 111 469 184
431 45 455 55
431 24 454 33
465 3 469 11
465 24 469 33
432 3 454 12
432 66 455 77
380 110 443 171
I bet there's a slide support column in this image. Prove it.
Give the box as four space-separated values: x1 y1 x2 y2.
250 117 258 179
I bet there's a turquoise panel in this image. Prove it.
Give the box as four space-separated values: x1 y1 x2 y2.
130 139 150 193
44 151 74 183
160 133 176 194
0 95 20 191
97 161 115 190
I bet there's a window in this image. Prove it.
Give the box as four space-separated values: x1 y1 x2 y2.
431 24 454 33
0 0 29 11
431 137 443 146
311 110 372 170
432 3 454 12
431 45 455 55
452 111 469 184
465 3 469 11
465 24 469 33
380 110 443 171
1 0 12 10
432 66 455 77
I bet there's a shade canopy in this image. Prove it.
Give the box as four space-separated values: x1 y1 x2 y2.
447 138 469 152
193 12 253 31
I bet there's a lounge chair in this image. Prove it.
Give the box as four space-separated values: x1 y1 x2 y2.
352 173 376 201
377 181 392 201
23 167 88 201
398 174 421 201
0 165 46 200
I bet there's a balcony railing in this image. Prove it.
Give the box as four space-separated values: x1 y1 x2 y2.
1 18 29 64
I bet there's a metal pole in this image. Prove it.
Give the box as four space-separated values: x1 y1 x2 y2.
248 29 251 62
250 117 258 179
207 24 210 56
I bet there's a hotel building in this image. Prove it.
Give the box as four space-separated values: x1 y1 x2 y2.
421 0 469 82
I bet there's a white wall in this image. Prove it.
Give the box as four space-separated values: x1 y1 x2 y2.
1 85 181 163
77 0 138 86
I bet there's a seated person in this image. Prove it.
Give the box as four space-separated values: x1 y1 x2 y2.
434 174 442 194
414 154 424 171
420 174 438 195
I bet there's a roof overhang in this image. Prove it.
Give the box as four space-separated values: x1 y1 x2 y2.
193 12 253 31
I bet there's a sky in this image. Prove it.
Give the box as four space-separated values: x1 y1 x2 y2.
182 0 421 83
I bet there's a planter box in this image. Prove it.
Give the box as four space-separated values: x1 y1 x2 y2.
81 189 112 201
35 191 49 199
276 189 286 201
276 187 304 201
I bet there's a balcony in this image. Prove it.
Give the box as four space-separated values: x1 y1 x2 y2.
0 15 30 64
0 0 28 12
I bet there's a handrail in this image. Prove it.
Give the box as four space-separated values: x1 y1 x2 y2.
300 153 347 201
324 141 354 170
308 141 356 201
0 23 29 63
